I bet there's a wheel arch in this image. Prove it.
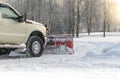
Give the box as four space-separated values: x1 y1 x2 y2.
26 31 45 44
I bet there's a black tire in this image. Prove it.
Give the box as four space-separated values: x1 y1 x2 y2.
26 36 44 57
0 48 11 55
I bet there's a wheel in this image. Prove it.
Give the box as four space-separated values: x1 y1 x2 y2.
0 48 11 55
26 36 44 57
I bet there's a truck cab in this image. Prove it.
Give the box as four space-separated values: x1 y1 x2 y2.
0 1 46 57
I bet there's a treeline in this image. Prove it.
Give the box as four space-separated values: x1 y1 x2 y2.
8 0 120 36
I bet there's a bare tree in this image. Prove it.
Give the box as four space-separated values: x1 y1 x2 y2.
76 0 82 38
8 0 120 35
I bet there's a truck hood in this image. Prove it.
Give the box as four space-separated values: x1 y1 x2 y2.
26 20 44 26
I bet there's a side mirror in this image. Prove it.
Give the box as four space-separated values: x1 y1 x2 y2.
18 16 24 22
23 13 27 22
18 13 27 22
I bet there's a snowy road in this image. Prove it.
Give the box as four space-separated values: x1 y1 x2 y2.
0 32 120 80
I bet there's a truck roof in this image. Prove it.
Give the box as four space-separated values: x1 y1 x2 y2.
0 1 9 5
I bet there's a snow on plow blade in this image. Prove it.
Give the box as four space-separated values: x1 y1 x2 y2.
45 34 74 54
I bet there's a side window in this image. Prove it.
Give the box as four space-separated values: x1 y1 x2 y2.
0 6 18 19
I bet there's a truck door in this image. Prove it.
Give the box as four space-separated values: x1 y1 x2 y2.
0 4 26 44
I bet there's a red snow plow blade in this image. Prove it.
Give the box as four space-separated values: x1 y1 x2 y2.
45 34 74 54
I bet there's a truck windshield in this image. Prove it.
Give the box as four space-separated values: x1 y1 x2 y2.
0 6 18 19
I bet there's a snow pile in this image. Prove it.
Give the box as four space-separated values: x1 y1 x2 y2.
74 41 120 58
103 43 120 56
74 32 120 59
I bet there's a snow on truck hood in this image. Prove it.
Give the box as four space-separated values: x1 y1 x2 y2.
26 20 44 26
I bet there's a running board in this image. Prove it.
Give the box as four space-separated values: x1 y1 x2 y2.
0 44 26 48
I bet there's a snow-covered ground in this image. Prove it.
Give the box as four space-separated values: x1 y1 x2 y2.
0 32 120 80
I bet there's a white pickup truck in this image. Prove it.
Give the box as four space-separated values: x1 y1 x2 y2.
0 1 47 57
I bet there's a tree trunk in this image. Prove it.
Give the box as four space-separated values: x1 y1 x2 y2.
76 0 80 38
